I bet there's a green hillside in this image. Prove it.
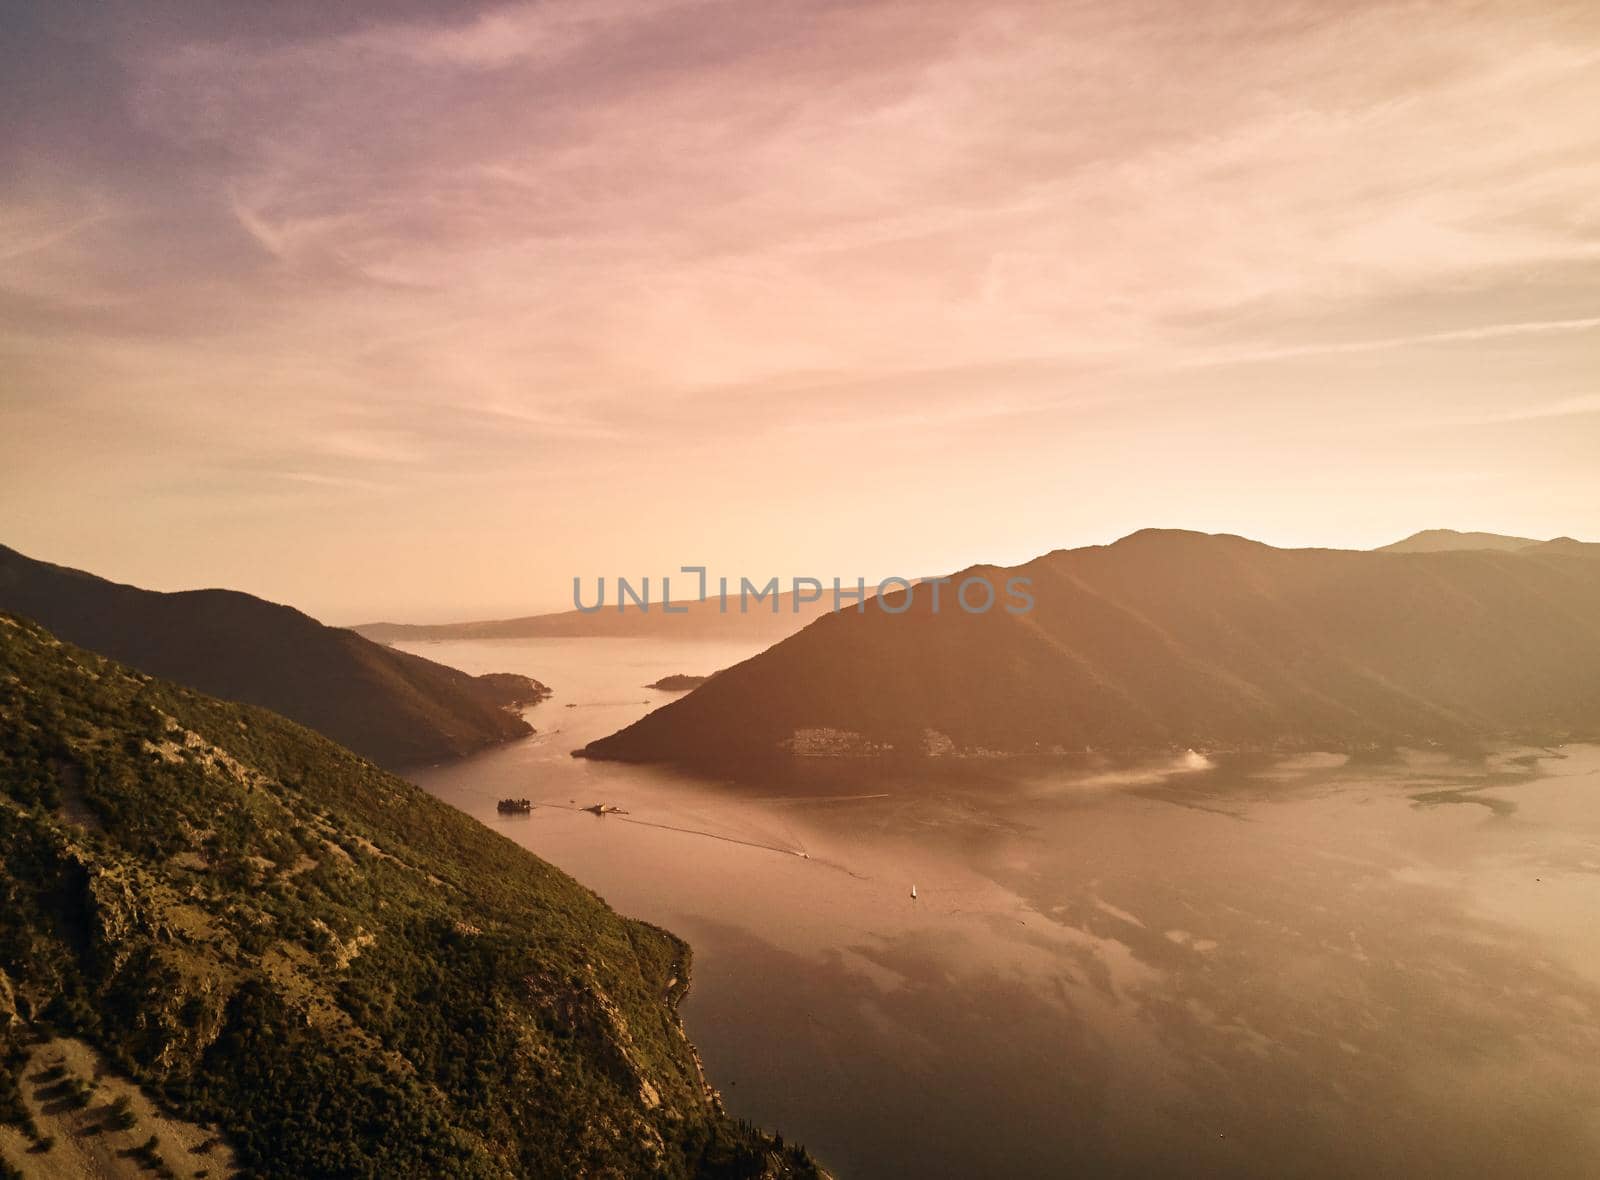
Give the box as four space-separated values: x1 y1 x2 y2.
0 612 818 1179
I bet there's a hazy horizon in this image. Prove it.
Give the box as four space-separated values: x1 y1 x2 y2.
4 0 1599 621
4 525 1591 627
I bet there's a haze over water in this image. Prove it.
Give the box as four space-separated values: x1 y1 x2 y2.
405 636 1600 1179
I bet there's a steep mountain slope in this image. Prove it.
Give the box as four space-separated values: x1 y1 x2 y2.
0 545 547 769
0 613 818 1179
1377 529 1540 553
579 530 1600 767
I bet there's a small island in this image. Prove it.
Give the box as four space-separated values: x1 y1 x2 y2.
645 673 713 692
475 670 552 707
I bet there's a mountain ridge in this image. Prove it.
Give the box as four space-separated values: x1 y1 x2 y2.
578 530 1600 768
1377 528 1541 553
353 585 863 644
0 544 548 769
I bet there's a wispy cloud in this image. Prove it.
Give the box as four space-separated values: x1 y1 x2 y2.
3 0 1599 615
350 0 711 70
0 207 112 265
1179 316 1600 370
276 471 394 492
1445 393 1600 427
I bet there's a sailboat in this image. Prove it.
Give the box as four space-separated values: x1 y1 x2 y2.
910 884 918 900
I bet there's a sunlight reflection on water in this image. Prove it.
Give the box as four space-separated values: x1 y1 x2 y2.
403 637 1600 1180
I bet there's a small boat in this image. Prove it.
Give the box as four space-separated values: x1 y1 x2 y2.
584 802 628 816
910 884 917 900
497 798 533 814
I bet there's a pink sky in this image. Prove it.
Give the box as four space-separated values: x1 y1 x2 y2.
2 0 1597 620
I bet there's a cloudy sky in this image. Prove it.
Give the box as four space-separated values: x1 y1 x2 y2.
2 0 1597 620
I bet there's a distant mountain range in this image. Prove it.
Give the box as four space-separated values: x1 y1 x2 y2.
0 611 818 1178
0 545 547 769
578 530 1600 768
354 587 845 644
1377 529 1542 553
361 536 1564 643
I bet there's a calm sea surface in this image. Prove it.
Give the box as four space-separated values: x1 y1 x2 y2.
400 636 1600 1179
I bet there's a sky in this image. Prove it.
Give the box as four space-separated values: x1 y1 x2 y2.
2 0 1597 622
